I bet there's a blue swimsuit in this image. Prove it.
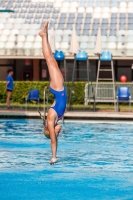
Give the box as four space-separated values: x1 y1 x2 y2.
50 87 67 121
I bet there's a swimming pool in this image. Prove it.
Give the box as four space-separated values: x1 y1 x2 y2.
0 119 133 200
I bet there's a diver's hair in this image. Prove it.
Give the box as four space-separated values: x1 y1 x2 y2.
44 127 50 139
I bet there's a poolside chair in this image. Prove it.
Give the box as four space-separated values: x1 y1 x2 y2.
25 89 40 111
116 86 131 112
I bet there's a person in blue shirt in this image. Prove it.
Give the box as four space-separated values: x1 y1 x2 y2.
5 69 14 109
39 22 67 165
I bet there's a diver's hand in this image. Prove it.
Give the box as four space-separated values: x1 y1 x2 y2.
50 157 58 165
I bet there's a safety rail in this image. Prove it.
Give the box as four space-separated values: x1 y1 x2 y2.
85 83 133 106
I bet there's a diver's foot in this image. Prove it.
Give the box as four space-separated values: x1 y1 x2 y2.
50 157 58 165
39 21 49 37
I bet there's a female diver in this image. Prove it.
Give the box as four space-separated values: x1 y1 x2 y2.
39 22 67 164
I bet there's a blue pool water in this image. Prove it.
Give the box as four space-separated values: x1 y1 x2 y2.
0 120 133 200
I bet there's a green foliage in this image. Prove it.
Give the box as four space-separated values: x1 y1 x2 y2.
0 81 86 104
68 82 86 104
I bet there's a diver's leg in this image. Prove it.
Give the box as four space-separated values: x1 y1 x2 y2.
39 22 64 90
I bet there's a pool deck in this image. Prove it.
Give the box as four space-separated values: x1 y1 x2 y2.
0 108 133 120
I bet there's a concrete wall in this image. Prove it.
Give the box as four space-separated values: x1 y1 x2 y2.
0 59 14 81
16 60 32 81
59 60 97 82
40 59 49 81
33 59 40 81
117 67 132 81
117 60 132 81
89 60 97 81
0 58 133 82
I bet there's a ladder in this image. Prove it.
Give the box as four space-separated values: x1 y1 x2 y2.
68 51 90 110
94 52 116 111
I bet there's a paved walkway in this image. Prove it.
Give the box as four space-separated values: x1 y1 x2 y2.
0 108 133 120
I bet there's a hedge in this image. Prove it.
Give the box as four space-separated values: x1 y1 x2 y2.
0 81 86 104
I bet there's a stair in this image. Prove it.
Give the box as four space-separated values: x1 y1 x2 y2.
94 52 116 111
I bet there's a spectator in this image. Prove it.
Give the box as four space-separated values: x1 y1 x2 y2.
5 69 14 109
